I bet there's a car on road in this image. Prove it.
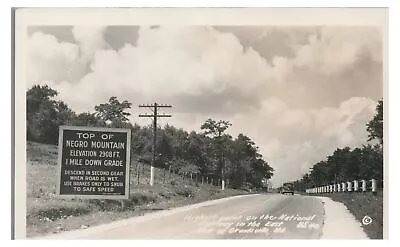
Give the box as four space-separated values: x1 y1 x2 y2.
281 182 294 195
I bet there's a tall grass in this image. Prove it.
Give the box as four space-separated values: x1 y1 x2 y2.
26 141 246 237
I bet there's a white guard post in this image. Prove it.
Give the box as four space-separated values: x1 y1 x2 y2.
347 181 352 192
362 180 367 192
353 180 359 191
371 179 377 193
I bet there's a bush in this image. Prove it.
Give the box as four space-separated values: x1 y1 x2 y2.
130 191 158 205
175 186 193 197
27 200 92 223
88 199 125 211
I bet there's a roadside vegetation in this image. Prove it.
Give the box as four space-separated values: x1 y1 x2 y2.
27 141 253 237
26 84 274 189
25 84 274 237
289 99 384 239
328 192 383 239
290 99 383 191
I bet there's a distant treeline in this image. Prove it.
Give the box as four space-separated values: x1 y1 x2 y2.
291 100 383 192
26 84 274 189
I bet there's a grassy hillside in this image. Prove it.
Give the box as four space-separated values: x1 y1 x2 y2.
327 192 384 239
26 141 250 238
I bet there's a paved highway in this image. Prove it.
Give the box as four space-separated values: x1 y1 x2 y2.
42 193 341 239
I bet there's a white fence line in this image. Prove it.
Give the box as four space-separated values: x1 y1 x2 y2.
306 179 378 194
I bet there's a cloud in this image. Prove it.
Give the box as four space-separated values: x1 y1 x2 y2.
26 26 382 186
312 97 376 145
71 26 109 62
230 97 376 185
42 26 282 114
27 26 109 88
133 26 275 96
27 32 80 87
291 27 382 76
216 26 383 110
216 26 382 79
28 26 382 112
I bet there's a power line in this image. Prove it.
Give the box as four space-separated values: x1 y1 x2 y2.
138 103 172 186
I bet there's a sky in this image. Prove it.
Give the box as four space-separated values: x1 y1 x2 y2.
26 25 383 186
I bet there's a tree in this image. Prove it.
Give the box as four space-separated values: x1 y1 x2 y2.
201 118 232 139
28 100 59 144
26 84 76 144
94 96 132 127
359 144 383 180
326 147 352 183
54 101 76 126
157 131 174 168
366 99 383 145
26 85 58 120
229 134 274 188
186 131 209 174
292 143 383 192
70 112 106 127
27 85 59 142
229 134 258 188
266 100 384 191
201 118 232 184
250 158 274 188
130 123 147 155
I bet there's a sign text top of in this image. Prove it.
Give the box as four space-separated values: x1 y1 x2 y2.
57 126 131 200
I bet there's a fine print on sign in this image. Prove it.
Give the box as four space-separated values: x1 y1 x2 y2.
57 126 131 199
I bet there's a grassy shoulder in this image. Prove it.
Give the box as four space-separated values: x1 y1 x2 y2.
316 191 384 239
26 141 252 238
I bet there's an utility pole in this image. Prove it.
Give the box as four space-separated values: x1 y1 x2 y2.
139 103 172 186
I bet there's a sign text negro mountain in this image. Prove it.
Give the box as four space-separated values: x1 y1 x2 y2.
57 126 131 199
